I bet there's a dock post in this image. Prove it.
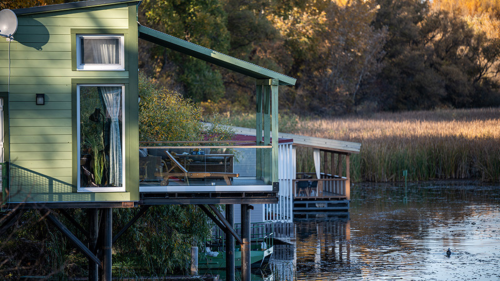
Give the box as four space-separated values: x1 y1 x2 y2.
241 204 251 281
225 204 235 281
102 208 112 281
88 208 99 281
191 246 198 275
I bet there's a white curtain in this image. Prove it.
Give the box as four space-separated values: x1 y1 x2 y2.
91 39 118 64
313 149 321 179
101 87 122 186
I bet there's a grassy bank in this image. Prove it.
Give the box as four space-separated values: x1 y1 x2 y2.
229 108 500 182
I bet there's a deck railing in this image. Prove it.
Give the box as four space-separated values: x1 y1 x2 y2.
293 172 350 200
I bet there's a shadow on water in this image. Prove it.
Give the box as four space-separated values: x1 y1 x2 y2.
267 183 500 280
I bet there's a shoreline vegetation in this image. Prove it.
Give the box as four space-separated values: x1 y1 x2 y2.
229 108 500 183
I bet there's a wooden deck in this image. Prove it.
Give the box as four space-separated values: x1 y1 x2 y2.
293 173 350 213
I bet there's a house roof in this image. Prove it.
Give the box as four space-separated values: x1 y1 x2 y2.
13 0 140 15
138 25 297 86
203 123 361 154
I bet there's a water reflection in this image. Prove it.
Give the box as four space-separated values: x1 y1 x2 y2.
267 183 500 280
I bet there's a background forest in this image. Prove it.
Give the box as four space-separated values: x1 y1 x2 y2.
4 0 500 115
135 0 500 115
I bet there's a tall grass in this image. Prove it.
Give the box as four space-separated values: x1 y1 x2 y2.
229 108 500 182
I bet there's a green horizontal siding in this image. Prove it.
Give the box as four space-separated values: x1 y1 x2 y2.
13 152 72 160
11 143 72 152
2 3 136 204
13 160 72 169
9 34 72 43
10 109 71 119
5 84 71 94
30 5 129 19
10 135 72 144
10 127 72 136
10 119 72 127
10 102 71 110
10 94 72 102
0 60 71 69
0 68 130 78
19 18 128 28
0 51 71 60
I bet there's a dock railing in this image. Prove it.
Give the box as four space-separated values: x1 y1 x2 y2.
293 172 350 200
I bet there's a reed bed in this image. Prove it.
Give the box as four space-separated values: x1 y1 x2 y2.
230 108 500 182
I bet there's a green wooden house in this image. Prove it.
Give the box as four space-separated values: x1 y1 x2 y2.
0 0 296 208
0 1 296 279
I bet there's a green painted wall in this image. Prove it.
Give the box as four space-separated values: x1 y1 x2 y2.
0 3 139 204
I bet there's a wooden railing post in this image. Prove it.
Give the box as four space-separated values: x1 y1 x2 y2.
346 154 350 200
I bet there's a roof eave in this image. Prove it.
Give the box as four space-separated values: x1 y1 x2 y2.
138 24 297 86
13 0 141 16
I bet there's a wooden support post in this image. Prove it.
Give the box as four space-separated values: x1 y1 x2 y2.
346 220 351 261
337 154 343 178
346 154 350 200
225 205 235 281
102 208 112 281
256 84 263 179
88 209 99 281
263 85 271 183
241 204 251 281
331 153 336 176
271 81 279 185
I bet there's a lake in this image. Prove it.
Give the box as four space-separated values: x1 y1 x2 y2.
267 182 500 280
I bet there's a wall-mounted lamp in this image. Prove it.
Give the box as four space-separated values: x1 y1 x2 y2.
36 93 45 105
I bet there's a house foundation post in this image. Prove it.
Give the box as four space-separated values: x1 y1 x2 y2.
88 208 99 281
241 204 251 281
102 208 112 281
225 204 235 281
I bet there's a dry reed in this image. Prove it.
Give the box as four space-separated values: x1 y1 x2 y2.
230 108 500 182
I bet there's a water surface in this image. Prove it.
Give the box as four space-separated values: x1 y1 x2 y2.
274 183 500 280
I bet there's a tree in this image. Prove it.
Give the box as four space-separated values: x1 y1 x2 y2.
139 0 230 102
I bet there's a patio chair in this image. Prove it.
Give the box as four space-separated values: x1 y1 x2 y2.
296 181 310 197
157 151 239 186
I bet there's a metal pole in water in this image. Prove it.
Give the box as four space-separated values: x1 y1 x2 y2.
191 246 198 275
403 170 408 203
241 204 251 281
225 204 235 281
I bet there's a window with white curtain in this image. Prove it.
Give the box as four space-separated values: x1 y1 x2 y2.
77 85 125 192
76 35 124 70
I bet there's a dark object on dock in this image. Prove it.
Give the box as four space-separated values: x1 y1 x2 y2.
446 248 451 257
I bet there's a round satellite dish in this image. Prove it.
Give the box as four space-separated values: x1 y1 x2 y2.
0 9 18 38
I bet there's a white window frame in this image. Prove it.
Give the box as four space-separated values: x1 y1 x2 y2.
76 34 125 71
77 84 126 192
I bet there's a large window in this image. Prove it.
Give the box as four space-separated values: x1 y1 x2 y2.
77 85 125 192
76 35 124 70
